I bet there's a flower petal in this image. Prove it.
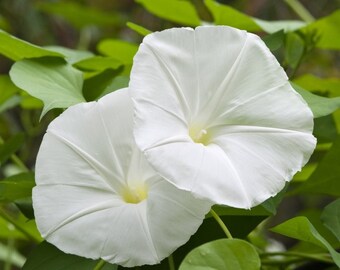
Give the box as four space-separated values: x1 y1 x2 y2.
33 89 211 267
130 26 316 208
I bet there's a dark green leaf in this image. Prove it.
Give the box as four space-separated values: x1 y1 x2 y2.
15 197 35 220
321 199 340 242
99 76 130 98
36 2 120 29
0 172 35 202
285 32 304 69
10 58 85 118
23 241 117 270
0 75 20 105
262 30 285 51
0 30 63 61
126 22 152 36
292 82 340 118
136 0 201 26
179 239 260 270
0 133 25 164
74 56 122 72
271 216 340 267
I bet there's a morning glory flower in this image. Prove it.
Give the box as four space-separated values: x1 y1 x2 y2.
33 89 211 267
129 26 316 209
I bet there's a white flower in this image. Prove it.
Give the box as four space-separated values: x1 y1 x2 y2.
129 26 316 209
32 89 211 267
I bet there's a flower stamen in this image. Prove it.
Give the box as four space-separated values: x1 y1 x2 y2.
122 183 148 204
189 126 210 145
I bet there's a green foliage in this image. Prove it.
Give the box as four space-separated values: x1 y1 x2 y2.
179 239 260 270
126 22 152 36
136 0 201 26
271 216 340 267
0 133 25 164
23 241 117 270
0 172 35 202
321 199 340 242
10 58 85 118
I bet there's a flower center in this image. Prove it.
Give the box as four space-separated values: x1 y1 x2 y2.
122 183 148 204
189 126 210 145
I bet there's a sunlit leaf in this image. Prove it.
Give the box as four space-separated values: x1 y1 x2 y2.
302 10 340 50
0 133 25 164
45 46 94 64
10 58 85 118
0 30 63 61
292 135 340 196
74 56 122 72
0 172 35 202
36 2 120 29
255 19 306 34
271 216 340 267
23 241 117 270
205 0 260 31
179 239 260 270
321 199 340 242
292 83 340 118
136 0 201 26
126 22 152 36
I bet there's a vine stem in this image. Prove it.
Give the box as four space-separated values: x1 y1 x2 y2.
285 0 315 23
93 259 106 270
168 254 175 270
209 209 233 239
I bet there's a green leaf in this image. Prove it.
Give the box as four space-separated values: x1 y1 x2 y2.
74 56 122 72
255 19 306 34
0 75 20 104
292 135 340 196
292 82 340 118
0 172 35 202
205 0 260 31
0 30 63 61
99 76 130 98
179 239 260 270
0 242 25 267
97 39 138 65
261 184 289 215
285 32 304 69
10 58 85 118
45 46 94 64
271 216 340 267
302 10 340 50
321 199 340 242
36 2 120 29
126 22 152 36
0 133 25 164
23 241 117 270
136 0 201 26
262 30 285 51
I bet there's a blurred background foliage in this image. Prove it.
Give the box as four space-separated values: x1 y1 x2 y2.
0 0 339 269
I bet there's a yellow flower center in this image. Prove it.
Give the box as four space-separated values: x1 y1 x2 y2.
189 126 211 145
122 183 148 204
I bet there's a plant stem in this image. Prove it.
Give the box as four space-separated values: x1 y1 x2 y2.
261 251 333 264
285 0 315 23
209 209 233 239
168 254 175 270
0 209 40 243
93 259 106 270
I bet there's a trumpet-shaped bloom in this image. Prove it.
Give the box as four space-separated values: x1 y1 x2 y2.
33 89 211 267
129 26 316 209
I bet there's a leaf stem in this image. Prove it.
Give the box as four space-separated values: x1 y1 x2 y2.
285 0 315 23
0 209 40 243
209 209 233 239
168 254 175 270
93 259 106 270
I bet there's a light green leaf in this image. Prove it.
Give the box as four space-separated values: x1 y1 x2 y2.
205 0 260 31
0 75 20 105
302 10 340 50
23 241 117 270
0 30 63 61
97 39 138 65
321 199 340 242
36 2 120 29
255 19 306 34
9 58 85 117
0 242 25 267
0 172 35 203
292 135 340 196
74 56 122 72
126 22 152 36
292 82 340 118
271 216 340 267
136 0 201 26
45 46 94 64
179 239 260 270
